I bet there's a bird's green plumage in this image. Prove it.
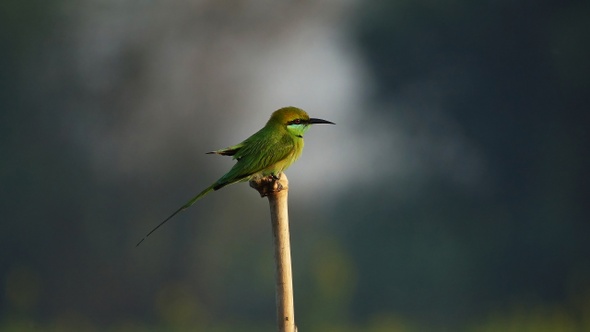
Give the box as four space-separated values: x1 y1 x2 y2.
136 106 334 246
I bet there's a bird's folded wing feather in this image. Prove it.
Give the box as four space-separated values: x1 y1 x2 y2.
214 133 295 187
236 132 294 170
206 143 245 157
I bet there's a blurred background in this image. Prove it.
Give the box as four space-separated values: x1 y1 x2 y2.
2 0 589 331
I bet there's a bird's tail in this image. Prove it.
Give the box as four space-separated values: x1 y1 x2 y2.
136 184 215 246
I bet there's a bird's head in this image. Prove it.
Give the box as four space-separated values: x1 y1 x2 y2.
269 106 334 138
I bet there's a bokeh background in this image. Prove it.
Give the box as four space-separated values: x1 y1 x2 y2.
2 0 589 331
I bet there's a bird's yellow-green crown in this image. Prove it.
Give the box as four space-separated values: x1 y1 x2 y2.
268 107 310 125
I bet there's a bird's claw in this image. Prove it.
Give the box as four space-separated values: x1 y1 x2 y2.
269 173 283 192
249 173 286 197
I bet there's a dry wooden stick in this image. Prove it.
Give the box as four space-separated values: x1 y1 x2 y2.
250 173 296 332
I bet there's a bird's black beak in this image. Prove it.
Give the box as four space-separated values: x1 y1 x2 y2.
309 118 335 125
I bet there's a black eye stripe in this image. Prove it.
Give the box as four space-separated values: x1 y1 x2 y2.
288 119 303 125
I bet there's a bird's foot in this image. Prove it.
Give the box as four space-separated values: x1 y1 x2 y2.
249 173 287 197
269 173 284 192
274 180 284 192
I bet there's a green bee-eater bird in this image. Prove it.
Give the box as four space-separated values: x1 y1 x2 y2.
136 106 334 246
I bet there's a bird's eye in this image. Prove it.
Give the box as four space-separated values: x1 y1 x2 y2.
293 119 301 124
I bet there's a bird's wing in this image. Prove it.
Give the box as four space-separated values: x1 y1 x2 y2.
206 142 245 157
213 132 294 189
235 131 294 172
